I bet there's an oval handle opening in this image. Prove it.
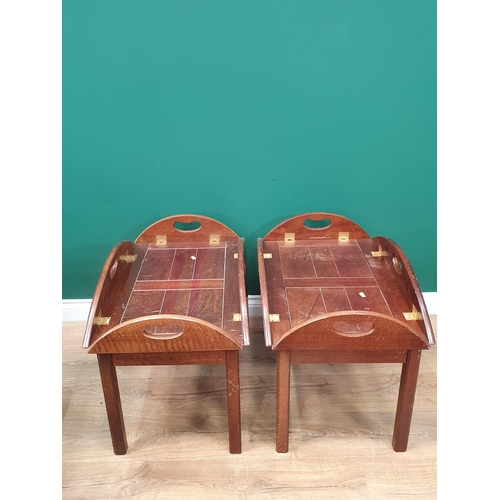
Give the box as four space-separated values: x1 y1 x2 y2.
332 321 375 337
109 260 118 279
303 218 331 230
173 221 201 232
143 324 184 340
392 256 403 275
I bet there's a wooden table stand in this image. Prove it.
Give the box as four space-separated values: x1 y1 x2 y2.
83 215 249 454
257 212 435 453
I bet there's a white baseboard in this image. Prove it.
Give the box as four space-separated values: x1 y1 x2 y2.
247 295 263 318
62 300 92 322
62 293 437 322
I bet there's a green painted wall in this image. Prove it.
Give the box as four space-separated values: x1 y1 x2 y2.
63 0 436 298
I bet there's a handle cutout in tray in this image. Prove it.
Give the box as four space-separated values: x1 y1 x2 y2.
392 256 403 275
173 220 202 232
303 218 332 230
143 324 184 340
332 321 375 337
109 260 118 279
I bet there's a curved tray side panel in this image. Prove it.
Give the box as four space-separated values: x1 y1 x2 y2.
82 241 137 348
237 238 250 346
273 311 429 351
263 212 370 242
372 236 435 345
257 238 272 347
88 315 244 354
135 214 240 244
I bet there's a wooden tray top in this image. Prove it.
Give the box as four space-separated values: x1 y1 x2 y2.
83 215 249 354
258 213 434 351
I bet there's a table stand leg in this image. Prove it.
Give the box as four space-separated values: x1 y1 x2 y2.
392 349 422 452
97 354 128 455
276 350 291 453
225 350 242 454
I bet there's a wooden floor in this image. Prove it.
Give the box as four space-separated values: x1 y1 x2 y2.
63 316 437 499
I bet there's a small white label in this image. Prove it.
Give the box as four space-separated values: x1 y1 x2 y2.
359 292 366 298
191 256 196 260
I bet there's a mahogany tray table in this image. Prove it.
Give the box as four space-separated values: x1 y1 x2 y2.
257 212 435 453
83 215 249 454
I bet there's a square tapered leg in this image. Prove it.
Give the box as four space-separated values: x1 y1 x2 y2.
97 354 128 455
392 350 422 452
225 350 242 454
276 351 291 453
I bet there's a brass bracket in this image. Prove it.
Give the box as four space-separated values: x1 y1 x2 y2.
118 254 137 263
269 314 280 322
93 316 111 326
284 233 295 245
371 245 388 257
234 253 239 259
338 232 349 244
403 306 423 321
156 235 167 247
209 234 220 245
233 313 242 322
263 253 272 259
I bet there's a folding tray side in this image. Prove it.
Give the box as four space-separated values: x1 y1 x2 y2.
262 212 370 242
82 240 141 349
257 238 272 347
370 236 435 345
236 238 250 346
272 310 430 351
135 214 240 245
87 314 244 354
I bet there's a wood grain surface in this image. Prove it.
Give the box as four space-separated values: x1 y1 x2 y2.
261 239 429 341
87 241 246 354
63 316 437 499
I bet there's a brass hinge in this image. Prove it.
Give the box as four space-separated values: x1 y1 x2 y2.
233 313 242 322
403 305 423 321
371 245 388 257
156 235 167 246
93 316 111 326
209 234 220 245
338 232 349 244
284 233 295 245
118 254 137 263
263 253 272 259
269 314 280 322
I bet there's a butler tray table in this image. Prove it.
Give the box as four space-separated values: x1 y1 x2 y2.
83 215 249 454
257 212 435 453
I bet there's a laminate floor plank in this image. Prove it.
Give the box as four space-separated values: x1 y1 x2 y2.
63 316 437 499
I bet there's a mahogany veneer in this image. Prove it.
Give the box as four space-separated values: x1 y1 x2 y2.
257 212 435 452
83 215 249 454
